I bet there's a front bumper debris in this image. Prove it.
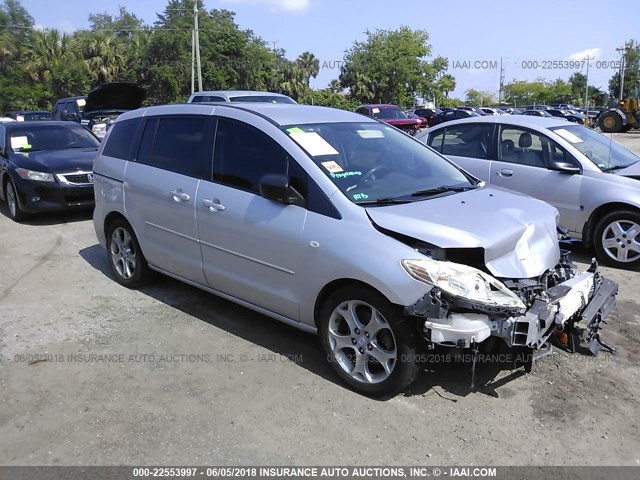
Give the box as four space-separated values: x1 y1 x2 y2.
406 260 618 356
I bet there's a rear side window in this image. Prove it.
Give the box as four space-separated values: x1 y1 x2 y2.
137 116 208 178
213 118 289 192
102 118 142 160
440 124 493 160
192 95 226 103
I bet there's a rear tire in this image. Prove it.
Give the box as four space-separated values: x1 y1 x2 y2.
4 178 26 222
318 285 419 397
593 210 640 269
598 111 623 133
106 218 153 287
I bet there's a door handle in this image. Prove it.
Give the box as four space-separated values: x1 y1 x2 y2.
170 189 190 202
203 198 226 212
498 169 513 177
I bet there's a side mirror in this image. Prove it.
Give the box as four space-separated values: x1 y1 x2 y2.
0 147 6 158
259 174 304 206
549 160 580 174
60 110 69 121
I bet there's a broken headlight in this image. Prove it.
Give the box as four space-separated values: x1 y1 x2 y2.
402 258 525 309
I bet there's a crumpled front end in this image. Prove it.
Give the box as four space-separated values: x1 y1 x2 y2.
406 252 618 357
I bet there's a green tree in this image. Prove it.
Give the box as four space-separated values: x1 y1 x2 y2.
339 26 447 107
608 40 640 98
465 88 494 106
296 51 319 86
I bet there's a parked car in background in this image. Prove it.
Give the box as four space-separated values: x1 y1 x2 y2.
547 108 587 124
457 106 487 115
0 117 16 123
499 107 523 115
480 107 506 115
7 111 52 122
418 115 640 268
92 103 616 396
0 121 100 221
522 109 555 118
53 96 87 122
187 90 296 104
409 108 441 126
356 104 422 134
407 112 428 128
430 108 480 126
81 83 146 139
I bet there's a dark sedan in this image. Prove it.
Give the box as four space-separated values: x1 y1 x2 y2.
7 110 52 122
0 121 100 221
430 108 480 126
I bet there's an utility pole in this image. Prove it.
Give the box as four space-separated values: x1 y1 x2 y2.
584 55 594 111
194 0 203 92
191 28 195 94
498 57 504 103
616 42 630 101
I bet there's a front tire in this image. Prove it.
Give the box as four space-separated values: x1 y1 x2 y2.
318 285 419 396
106 218 153 287
4 178 26 222
593 210 640 269
598 111 623 133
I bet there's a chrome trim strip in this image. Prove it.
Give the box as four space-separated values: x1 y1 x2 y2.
145 221 200 243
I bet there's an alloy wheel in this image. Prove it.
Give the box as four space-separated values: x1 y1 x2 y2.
110 227 137 279
327 300 397 384
601 219 640 263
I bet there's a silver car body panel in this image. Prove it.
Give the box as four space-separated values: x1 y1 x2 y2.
417 116 640 240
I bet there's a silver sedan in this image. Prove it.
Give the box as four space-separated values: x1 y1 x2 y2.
417 116 640 268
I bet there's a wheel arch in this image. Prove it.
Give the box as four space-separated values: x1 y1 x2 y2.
103 211 137 245
582 202 640 248
313 278 395 329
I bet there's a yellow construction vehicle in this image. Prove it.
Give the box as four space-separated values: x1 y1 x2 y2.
598 98 640 133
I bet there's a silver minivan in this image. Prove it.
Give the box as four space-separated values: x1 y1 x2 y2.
93 104 617 396
187 90 296 104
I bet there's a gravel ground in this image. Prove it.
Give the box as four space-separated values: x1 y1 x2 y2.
0 131 639 466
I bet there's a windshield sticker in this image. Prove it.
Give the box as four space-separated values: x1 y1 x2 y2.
371 108 380 114
357 129 384 139
321 161 343 173
76 98 86 107
290 131 339 156
286 127 305 134
353 193 369 201
331 170 362 179
554 128 583 144
10 136 29 149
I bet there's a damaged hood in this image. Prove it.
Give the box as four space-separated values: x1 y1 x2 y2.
366 186 560 279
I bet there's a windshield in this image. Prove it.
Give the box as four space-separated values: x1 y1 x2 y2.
230 95 295 104
372 108 408 120
283 122 474 204
549 124 640 170
9 125 100 152
16 112 52 121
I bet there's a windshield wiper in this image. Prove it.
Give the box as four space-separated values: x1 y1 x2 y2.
355 197 413 206
410 184 477 197
601 164 632 173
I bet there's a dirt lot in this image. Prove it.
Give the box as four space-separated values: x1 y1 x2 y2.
1 131 639 467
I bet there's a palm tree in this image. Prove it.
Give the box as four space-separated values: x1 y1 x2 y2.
279 61 308 101
438 73 456 98
296 51 319 86
24 29 72 82
78 31 125 83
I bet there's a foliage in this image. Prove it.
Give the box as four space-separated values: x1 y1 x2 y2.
609 40 640 98
339 26 449 108
464 88 494 106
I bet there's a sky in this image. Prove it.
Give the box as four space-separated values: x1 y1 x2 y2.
18 0 640 100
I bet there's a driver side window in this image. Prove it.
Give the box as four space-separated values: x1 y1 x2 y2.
498 127 577 169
